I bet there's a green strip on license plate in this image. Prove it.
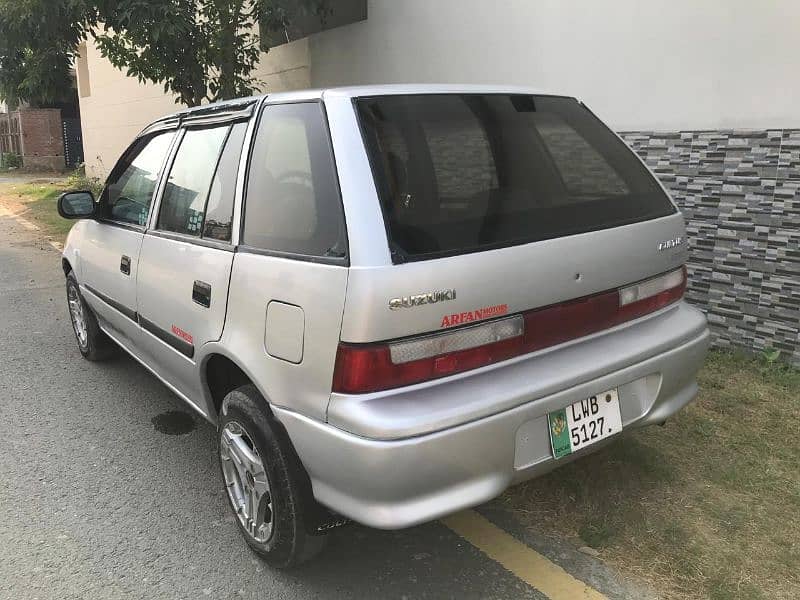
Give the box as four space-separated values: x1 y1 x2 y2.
547 408 572 459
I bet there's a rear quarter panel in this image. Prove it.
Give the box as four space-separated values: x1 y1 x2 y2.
216 252 348 420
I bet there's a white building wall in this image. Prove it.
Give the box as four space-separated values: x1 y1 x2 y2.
309 0 800 131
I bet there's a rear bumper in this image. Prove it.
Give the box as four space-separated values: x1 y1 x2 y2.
275 302 709 529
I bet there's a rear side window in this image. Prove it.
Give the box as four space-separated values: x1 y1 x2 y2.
243 102 346 260
356 94 675 261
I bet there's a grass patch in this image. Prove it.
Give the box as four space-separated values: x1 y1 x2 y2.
0 174 90 240
9 182 71 237
499 349 800 599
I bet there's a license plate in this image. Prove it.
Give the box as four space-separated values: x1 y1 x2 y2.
548 389 622 459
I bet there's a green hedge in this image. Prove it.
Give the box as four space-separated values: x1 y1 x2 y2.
0 152 22 168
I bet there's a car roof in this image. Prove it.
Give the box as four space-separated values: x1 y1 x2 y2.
150 84 575 125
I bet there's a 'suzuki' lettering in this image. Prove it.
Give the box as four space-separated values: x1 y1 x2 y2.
389 289 457 310
440 304 509 328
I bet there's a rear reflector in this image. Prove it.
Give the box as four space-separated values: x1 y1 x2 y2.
389 316 524 364
333 267 687 394
619 268 685 307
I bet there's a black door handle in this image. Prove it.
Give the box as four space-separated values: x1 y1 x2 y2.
192 280 211 308
120 255 131 275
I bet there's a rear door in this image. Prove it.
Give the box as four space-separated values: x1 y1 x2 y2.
135 121 249 410
79 130 175 346
343 93 689 343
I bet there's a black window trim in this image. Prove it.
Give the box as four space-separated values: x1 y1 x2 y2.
236 243 348 265
95 217 148 233
146 228 234 252
147 127 187 231
99 100 348 261
83 284 137 323
198 122 240 243
139 314 194 359
239 98 350 267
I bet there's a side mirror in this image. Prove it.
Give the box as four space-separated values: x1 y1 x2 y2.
58 191 96 219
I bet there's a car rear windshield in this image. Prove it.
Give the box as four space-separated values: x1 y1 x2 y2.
355 94 675 262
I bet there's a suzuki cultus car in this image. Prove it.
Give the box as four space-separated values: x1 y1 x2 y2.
58 85 709 566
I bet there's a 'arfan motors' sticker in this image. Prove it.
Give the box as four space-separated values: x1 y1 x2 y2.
440 304 508 328
171 325 194 344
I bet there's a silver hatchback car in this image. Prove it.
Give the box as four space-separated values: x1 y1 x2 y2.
59 85 709 567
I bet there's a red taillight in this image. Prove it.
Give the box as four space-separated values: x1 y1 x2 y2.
333 267 686 394
617 265 687 322
333 331 524 394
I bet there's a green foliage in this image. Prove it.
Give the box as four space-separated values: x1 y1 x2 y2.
760 347 781 365
0 0 94 107
94 1 330 106
94 0 211 106
65 166 104 198
203 0 263 102
0 1 331 109
1 152 22 168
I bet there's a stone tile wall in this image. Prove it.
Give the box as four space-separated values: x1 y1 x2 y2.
621 130 800 365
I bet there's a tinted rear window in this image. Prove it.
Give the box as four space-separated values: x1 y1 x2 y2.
355 94 675 261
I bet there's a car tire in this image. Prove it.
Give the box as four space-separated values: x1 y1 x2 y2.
218 384 326 568
65 272 117 361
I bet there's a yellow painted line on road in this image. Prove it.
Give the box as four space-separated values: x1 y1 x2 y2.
441 510 607 600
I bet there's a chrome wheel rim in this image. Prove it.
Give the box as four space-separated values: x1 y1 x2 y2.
220 421 273 543
67 285 88 348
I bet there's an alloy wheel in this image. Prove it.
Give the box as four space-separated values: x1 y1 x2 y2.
220 421 274 543
67 285 88 348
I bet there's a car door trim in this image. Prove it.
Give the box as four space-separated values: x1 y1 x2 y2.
94 218 146 233
83 284 138 323
139 315 195 359
84 283 195 359
95 322 210 421
145 128 187 231
237 244 349 266
146 229 234 252
231 98 264 247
